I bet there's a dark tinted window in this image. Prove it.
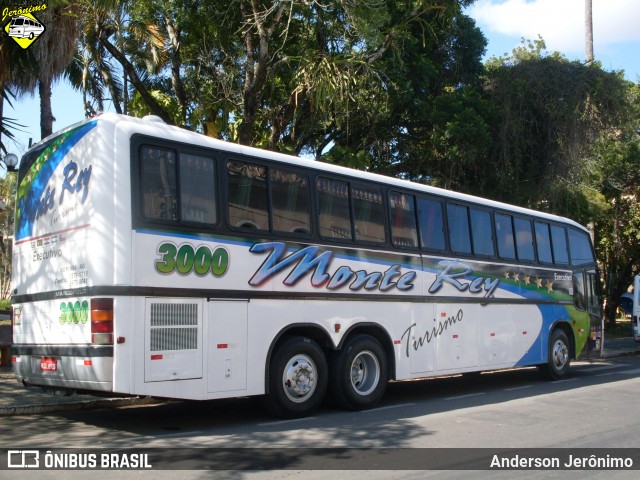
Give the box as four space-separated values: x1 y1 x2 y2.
227 160 268 230
389 192 418 248
353 184 386 244
535 222 553 264
317 177 352 240
470 208 495 256
568 228 594 266
550 225 569 265
179 153 216 224
417 197 446 251
447 204 472 254
271 169 311 235
141 146 178 221
495 213 516 260
514 217 535 261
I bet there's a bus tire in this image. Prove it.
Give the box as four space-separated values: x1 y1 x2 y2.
330 334 388 410
540 328 571 380
264 336 328 418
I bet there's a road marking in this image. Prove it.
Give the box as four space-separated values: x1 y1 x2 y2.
596 372 617 377
360 402 416 413
504 384 534 391
258 417 316 427
444 392 485 401
552 378 578 384
618 368 640 375
586 364 629 372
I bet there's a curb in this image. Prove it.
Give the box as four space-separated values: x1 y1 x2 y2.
0 396 165 417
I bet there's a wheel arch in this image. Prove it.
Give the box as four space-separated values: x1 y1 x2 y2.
337 323 397 381
264 323 333 394
550 320 576 360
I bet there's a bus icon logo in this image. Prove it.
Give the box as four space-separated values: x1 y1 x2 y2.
7 450 40 468
4 13 46 49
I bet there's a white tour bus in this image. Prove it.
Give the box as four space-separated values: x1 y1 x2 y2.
11 113 602 417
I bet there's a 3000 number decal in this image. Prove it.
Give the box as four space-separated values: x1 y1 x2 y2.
59 300 89 325
155 242 229 277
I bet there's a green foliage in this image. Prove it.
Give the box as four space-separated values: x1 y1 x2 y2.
481 39 629 223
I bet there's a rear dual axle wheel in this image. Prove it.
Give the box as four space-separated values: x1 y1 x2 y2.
265 334 389 418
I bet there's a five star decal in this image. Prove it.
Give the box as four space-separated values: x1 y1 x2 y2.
503 271 558 293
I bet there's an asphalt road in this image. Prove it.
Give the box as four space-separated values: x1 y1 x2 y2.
2 356 639 479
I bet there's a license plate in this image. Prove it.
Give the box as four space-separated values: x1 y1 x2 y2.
40 357 57 372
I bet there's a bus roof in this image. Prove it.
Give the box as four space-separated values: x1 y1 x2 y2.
27 112 589 233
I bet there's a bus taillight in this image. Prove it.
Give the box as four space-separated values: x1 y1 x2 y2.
91 298 114 345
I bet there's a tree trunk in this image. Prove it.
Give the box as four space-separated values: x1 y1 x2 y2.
39 78 53 139
585 0 594 65
98 29 173 124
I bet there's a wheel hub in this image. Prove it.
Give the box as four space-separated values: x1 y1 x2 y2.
552 339 568 369
283 355 316 403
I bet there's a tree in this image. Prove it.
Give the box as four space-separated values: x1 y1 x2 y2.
585 0 593 65
593 82 640 326
481 38 628 221
0 173 16 299
30 2 80 138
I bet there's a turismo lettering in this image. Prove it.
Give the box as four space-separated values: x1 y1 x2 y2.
249 242 416 292
428 260 500 300
401 309 464 357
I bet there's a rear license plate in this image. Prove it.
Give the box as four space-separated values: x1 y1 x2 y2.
40 357 57 372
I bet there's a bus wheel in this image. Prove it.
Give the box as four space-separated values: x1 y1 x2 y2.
540 328 571 380
330 335 388 410
265 336 328 418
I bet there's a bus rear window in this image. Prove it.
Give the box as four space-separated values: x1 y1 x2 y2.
141 146 178 221
140 146 217 224
180 153 217 224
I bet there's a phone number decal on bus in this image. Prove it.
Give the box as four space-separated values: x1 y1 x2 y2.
155 242 229 277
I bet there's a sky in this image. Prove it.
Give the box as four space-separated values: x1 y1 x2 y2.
3 0 640 161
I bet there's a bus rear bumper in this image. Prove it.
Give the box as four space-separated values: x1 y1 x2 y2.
11 345 114 392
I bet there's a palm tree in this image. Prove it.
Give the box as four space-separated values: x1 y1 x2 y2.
0 21 37 151
30 3 80 138
585 0 594 65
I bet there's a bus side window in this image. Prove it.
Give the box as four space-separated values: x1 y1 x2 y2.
179 153 217 224
495 213 516 260
140 146 178 221
227 160 269 230
514 217 535 262
550 225 569 265
271 169 311 235
470 207 495 257
352 184 386 244
317 177 352 240
568 228 594 266
447 203 472 255
535 221 553 264
389 192 418 248
417 197 446 251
